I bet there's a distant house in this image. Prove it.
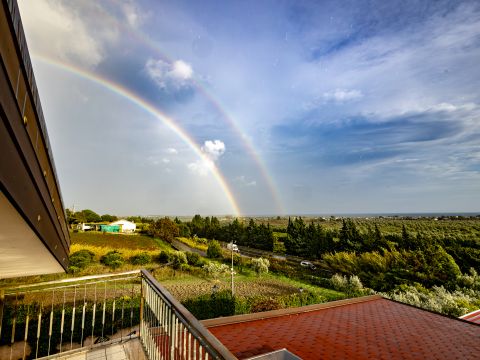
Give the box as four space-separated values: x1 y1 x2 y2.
110 219 136 233
78 223 92 231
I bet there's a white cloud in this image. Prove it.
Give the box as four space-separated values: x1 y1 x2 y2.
121 1 144 28
162 158 170 164
323 89 363 102
188 140 226 176
18 0 117 67
187 159 214 176
201 140 225 161
166 147 178 154
145 58 194 90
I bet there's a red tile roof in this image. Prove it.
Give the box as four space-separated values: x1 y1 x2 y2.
461 309 480 324
204 296 480 359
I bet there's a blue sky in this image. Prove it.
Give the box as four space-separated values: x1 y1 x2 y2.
18 0 480 215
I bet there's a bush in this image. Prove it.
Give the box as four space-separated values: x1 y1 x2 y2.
130 252 152 265
203 262 230 279
386 285 480 317
250 297 282 312
186 252 201 266
207 240 222 259
69 249 95 272
251 257 270 275
100 251 125 269
330 274 365 296
183 290 235 320
171 251 188 269
157 250 172 264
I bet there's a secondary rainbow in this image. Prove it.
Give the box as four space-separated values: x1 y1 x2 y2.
93 2 285 214
34 55 242 216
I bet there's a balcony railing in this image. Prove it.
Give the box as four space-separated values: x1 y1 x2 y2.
0 270 236 359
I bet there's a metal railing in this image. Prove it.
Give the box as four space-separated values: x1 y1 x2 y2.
140 270 235 360
0 270 236 359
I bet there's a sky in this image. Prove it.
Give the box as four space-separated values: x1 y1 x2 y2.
17 0 480 216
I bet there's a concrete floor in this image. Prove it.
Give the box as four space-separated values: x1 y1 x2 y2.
54 339 146 360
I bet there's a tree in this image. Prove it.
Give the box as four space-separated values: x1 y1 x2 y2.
207 240 222 259
339 219 362 251
251 257 270 275
148 217 179 242
285 217 306 255
101 214 118 222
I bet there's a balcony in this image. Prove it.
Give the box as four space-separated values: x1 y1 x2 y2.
0 270 236 360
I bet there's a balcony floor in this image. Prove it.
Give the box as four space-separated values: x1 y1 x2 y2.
53 339 146 360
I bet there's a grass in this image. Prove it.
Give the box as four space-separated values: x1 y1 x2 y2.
158 269 345 302
177 237 208 251
70 231 172 251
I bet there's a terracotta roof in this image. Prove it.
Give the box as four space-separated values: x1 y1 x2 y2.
461 309 480 324
204 296 480 359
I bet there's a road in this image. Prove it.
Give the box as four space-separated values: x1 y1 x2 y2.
170 238 207 257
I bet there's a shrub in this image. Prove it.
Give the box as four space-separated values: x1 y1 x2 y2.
203 262 230 279
207 240 222 259
69 249 95 272
183 290 235 320
186 252 201 266
130 252 152 265
251 257 270 275
100 251 124 269
157 250 172 264
330 274 365 296
457 268 480 290
331 274 348 292
386 285 479 317
171 251 188 269
250 297 282 312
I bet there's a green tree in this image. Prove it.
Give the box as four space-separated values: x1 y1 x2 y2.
148 217 179 242
101 214 118 222
207 240 222 259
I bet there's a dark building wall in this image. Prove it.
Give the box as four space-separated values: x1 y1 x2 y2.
0 0 70 271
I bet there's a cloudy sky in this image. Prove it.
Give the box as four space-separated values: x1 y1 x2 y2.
17 0 480 216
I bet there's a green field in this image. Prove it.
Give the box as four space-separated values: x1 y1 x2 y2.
71 231 172 250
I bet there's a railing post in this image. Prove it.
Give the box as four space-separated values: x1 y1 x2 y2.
140 275 144 340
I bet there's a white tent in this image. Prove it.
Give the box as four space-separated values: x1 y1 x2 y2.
110 219 136 233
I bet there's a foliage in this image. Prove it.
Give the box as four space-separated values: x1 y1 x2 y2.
330 274 365 296
68 249 95 273
130 252 152 265
207 240 222 259
171 251 188 269
386 285 480 317
100 251 125 269
68 209 102 224
251 257 270 275
70 232 172 251
148 217 179 243
183 290 235 320
185 251 202 266
322 245 462 291
157 250 172 264
202 262 230 279
177 237 208 252
250 297 282 312
457 268 480 290
0 297 141 358
100 214 118 222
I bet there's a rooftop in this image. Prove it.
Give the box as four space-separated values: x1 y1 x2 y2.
204 295 480 360
461 309 480 325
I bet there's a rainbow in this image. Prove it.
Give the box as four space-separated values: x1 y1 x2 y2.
89 2 285 214
34 55 242 216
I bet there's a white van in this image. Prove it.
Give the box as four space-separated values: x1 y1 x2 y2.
227 243 239 252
